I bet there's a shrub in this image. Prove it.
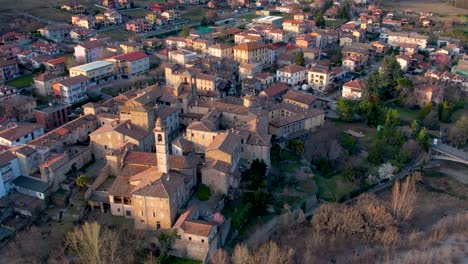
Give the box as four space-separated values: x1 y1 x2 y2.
197 185 211 201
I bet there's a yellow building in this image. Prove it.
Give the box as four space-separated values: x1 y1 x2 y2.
233 42 268 65
208 44 233 58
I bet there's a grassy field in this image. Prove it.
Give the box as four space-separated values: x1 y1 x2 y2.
314 173 358 202
383 0 468 16
238 14 259 21
121 8 149 19
396 106 420 123
101 28 134 41
325 19 347 29
6 75 34 88
180 6 207 22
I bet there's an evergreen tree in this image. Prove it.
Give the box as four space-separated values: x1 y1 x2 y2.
315 11 326 28
179 24 191 38
417 128 430 149
200 16 208 27
438 101 452 123
294 50 305 66
337 99 356 122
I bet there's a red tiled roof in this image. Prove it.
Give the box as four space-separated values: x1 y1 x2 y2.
46 57 66 65
110 51 148 62
261 82 289 97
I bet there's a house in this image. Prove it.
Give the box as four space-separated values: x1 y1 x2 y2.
74 40 106 64
253 72 275 89
17 50 38 64
165 37 188 49
0 32 31 45
258 82 289 101
400 43 419 55
0 43 21 60
168 49 197 65
413 84 444 107
268 107 325 138
106 51 150 76
38 26 71 42
202 132 241 195
172 205 217 262
0 123 44 147
0 60 19 82
342 55 364 72
31 41 59 56
283 20 305 36
89 120 153 159
10 145 40 176
308 66 334 92
276 64 308 86
396 54 412 72
119 42 144 53
69 61 114 82
12 176 51 200
233 42 268 65
126 19 152 33
371 41 387 54
61 1 86 13
283 90 318 109
53 75 90 104
0 151 21 198
342 80 363 99
35 102 72 130
43 57 66 75
208 44 233 59
33 73 64 97
0 95 37 121
71 15 95 29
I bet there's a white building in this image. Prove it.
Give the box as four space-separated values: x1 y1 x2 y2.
308 66 335 92
168 49 197 65
387 31 428 49
0 151 21 198
276 64 308 86
0 123 44 147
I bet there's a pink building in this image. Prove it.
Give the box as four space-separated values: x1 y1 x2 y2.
74 40 106 64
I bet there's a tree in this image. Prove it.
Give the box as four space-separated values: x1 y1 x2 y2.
448 114 468 147
66 222 122 264
363 56 403 102
410 121 422 140
232 242 294 264
438 101 452 123
358 100 382 126
423 110 439 130
338 1 350 19
391 174 418 221
294 50 305 66
179 24 191 38
76 174 90 188
205 10 218 24
288 139 304 154
336 99 356 122
417 127 430 149
315 11 326 28
247 159 267 189
417 102 433 120
200 16 208 27
211 248 230 264
396 77 413 91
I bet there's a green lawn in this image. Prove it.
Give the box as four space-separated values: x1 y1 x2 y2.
396 107 419 123
101 29 134 41
121 9 149 18
314 174 358 202
6 75 34 88
238 14 259 21
325 19 347 29
167 256 202 264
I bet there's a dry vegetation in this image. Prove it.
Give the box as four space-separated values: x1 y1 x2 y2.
226 173 468 264
383 0 468 16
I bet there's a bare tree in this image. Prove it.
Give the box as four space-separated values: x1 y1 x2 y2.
211 248 230 264
232 244 252 264
391 174 418 221
66 221 123 264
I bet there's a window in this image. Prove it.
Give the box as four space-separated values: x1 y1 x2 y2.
125 210 131 216
153 212 156 218
201 239 205 243
189 237 192 240
141 211 144 216
117 208 121 212
157 134 162 142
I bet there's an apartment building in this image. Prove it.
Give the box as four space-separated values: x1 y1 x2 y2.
0 60 19 82
35 102 72 130
0 123 44 147
71 15 95 29
53 75 90 104
282 20 305 36
33 73 64 97
276 64 308 86
69 61 114 82
387 31 428 49
106 51 150 75
0 151 21 198
74 40 106 64
208 44 233 59
283 90 318 109
308 66 334 91
233 42 268 65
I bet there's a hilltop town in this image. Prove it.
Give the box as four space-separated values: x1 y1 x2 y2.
0 0 466 263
